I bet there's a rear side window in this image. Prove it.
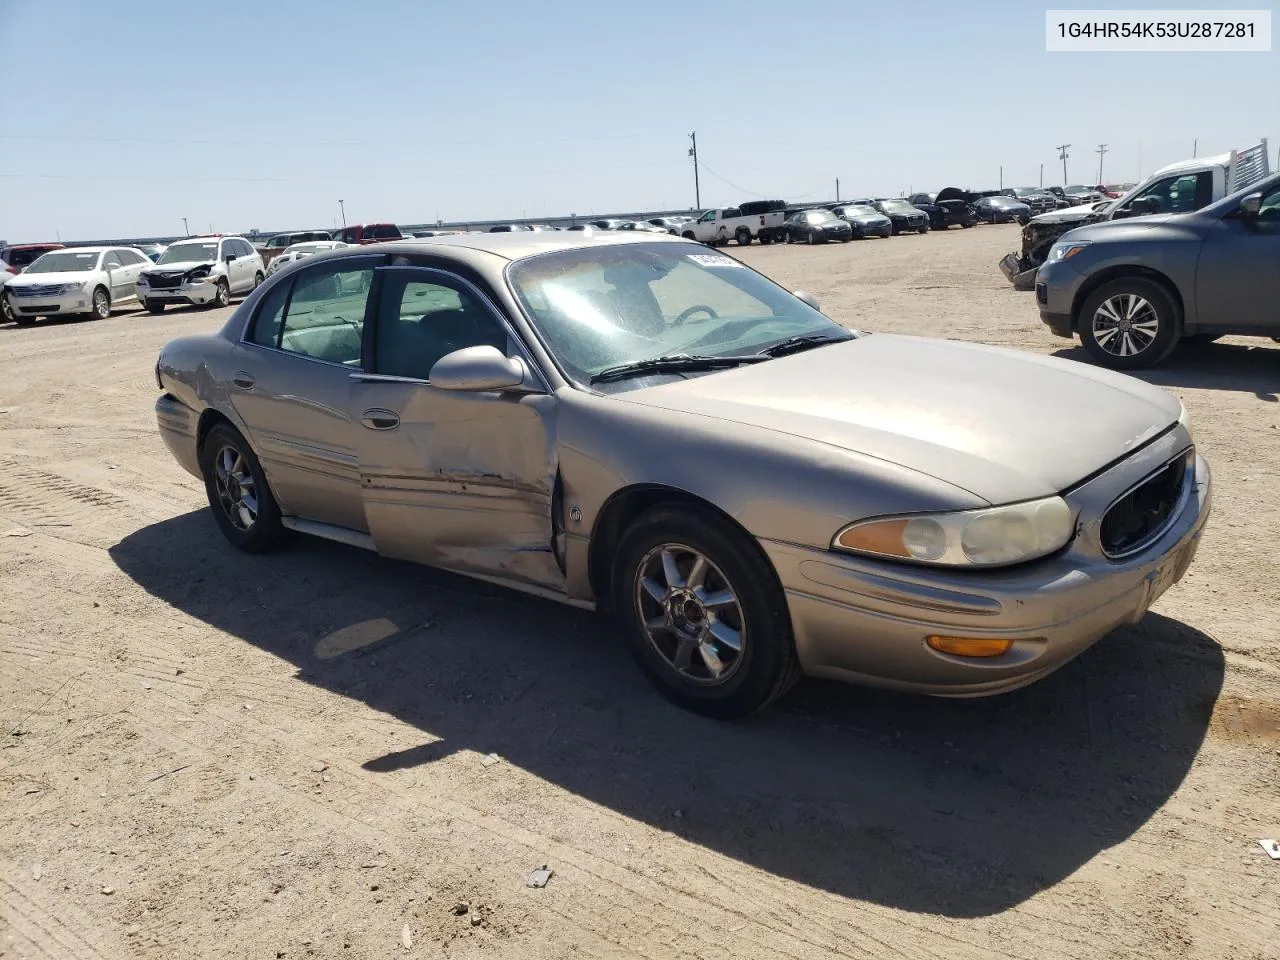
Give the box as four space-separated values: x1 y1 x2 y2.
248 259 378 366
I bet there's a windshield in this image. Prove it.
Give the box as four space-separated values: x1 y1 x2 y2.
839 205 879 217
989 197 1020 207
1014 188 1040 196
158 242 218 264
877 200 915 213
25 250 101 273
804 210 837 223
1065 185 1090 194
507 243 850 384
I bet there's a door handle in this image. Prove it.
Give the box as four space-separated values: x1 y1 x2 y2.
232 372 256 389
360 409 400 430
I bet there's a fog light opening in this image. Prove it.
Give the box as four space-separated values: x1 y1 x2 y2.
926 635 1019 658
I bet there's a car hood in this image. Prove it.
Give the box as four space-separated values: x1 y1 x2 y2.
1028 206 1098 225
6 270 97 285
935 187 974 203
616 335 1180 505
142 260 215 272
1056 213 1206 245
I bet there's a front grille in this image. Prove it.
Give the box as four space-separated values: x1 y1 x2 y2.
1100 451 1192 557
147 273 183 289
9 284 62 297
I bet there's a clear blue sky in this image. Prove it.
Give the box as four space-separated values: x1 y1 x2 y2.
1 0 1276 240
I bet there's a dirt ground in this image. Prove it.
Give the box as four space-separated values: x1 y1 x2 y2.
2 224 1278 960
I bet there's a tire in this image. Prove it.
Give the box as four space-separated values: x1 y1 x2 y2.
145 299 166 315
0 294 12 323
917 225 929 234
806 229 817 245
199 423 284 553
212 278 230 308
1078 277 1180 370
681 231 696 241
735 228 751 247
89 286 110 320
759 232 773 245
962 222 973 228
783 230 793 245
253 271 265 289
612 505 800 719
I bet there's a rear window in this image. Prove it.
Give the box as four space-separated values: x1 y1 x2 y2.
368 225 402 240
739 200 787 215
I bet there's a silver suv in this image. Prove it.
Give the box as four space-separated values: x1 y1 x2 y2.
136 236 264 314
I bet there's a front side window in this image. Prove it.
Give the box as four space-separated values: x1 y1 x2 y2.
507 242 849 384
102 251 123 269
698 211 716 222
372 270 509 380
248 260 376 366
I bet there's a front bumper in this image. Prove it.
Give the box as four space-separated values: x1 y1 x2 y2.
762 429 1210 696
5 289 92 316
138 280 217 305
1035 258 1087 337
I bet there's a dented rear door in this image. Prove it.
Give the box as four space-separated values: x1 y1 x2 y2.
349 266 564 592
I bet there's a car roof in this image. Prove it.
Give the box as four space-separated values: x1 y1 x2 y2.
368 230 687 262
5 242 64 250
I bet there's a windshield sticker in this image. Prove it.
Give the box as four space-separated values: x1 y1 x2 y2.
687 254 744 268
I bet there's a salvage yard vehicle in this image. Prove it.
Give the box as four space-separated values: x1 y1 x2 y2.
257 230 332 267
780 208 854 243
3 245 150 325
905 189 977 230
647 216 693 234
972 195 1031 224
681 200 788 245
1036 172 1280 369
137 236 264 313
1 242 65 274
830 203 893 238
1000 140 1272 289
1004 188 1057 216
871 199 930 234
334 223 403 245
265 240 348 276
153 232 1211 718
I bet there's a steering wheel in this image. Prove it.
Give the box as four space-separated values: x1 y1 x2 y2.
671 304 718 327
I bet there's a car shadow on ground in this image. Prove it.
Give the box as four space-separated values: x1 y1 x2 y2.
1052 341 1280 401
109 511 1224 919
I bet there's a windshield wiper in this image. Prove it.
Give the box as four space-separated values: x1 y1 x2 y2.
757 333 853 358
589 353 768 385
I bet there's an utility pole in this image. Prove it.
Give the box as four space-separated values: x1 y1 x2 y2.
835 177 840 202
337 199 346 227
182 217 189 237
1056 143 1071 184
688 132 701 210
1040 162 1044 187
1192 138 1197 158
1095 144 1108 184
999 165 1003 190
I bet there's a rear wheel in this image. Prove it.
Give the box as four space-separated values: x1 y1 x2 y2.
199 423 284 553
1078 277 1180 370
735 227 751 246
613 505 799 718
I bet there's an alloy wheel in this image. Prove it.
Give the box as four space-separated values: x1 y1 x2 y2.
212 444 258 531
634 543 746 685
93 289 109 319
1091 294 1159 357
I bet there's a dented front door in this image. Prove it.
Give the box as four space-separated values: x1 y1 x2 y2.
350 382 562 590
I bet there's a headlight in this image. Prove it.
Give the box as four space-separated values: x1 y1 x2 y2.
60 281 87 294
187 267 211 282
1045 240 1089 263
832 496 1075 568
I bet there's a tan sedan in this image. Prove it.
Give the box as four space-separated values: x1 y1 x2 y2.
154 233 1210 717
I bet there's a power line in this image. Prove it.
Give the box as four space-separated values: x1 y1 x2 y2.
0 131 665 148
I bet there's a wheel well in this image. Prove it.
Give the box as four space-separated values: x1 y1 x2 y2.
196 408 236 458
1071 266 1184 331
587 484 776 609
93 284 109 302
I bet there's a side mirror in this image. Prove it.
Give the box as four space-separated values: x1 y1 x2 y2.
793 290 821 312
225 253 238 263
1128 197 1157 216
1238 192 1262 224
429 345 527 392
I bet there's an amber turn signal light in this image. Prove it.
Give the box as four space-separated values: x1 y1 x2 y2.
926 635 1019 658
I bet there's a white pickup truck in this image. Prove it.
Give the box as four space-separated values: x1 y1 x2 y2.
680 200 788 246
1000 139 1272 288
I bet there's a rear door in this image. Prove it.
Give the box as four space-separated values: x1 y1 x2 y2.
227 254 383 531
349 265 563 590
1194 182 1280 331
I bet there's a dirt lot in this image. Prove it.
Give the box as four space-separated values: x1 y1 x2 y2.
2 225 1278 959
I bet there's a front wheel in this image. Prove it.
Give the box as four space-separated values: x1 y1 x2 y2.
89 286 110 320
212 278 230 308
199 423 284 553
253 271 265 289
917 225 930 234
613 506 799 718
1078 278 1180 370
145 299 166 315
0 295 12 323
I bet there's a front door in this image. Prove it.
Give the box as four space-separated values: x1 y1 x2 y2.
101 251 131 302
1194 182 1280 331
349 265 563 591
226 255 382 531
